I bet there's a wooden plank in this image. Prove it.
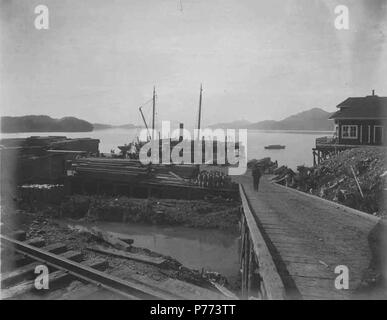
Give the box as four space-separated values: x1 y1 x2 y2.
350 165 364 198
295 285 350 300
0 250 82 288
107 232 134 245
87 245 166 266
9 230 27 241
284 262 334 279
24 238 45 247
41 243 68 255
53 284 102 300
127 272 229 300
1 244 68 287
85 227 132 251
3 239 50 269
239 184 287 300
59 250 84 263
1 258 108 300
211 282 239 299
1 262 40 288
158 278 229 300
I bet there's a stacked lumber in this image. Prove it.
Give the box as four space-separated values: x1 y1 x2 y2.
72 157 198 187
71 158 150 180
155 164 199 179
142 173 193 187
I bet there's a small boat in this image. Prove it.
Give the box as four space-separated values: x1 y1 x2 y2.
264 144 285 150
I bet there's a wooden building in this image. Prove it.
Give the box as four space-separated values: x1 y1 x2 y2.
313 91 387 166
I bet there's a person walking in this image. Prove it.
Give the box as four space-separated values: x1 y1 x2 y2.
252 165 262 191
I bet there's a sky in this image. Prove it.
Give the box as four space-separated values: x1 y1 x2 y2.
1 0 386 127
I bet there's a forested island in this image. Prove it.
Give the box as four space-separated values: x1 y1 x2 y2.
1 115 93 133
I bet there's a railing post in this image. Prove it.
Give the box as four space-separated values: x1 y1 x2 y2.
242 231 250 299
247 244 256 298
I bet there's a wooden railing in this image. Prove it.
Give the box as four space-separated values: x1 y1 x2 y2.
239 184 287 300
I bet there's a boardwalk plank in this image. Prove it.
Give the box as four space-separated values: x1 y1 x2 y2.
235 173 379 300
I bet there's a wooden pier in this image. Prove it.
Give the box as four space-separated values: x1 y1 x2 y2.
312 137 359 166
236 172 381 300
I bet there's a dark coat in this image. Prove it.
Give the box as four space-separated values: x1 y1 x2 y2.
252 167 262 179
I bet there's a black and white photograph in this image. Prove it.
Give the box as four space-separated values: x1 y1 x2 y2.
0 0 386 306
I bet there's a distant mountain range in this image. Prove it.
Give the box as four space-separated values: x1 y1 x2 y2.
210 108 334 131
209 119 252 129
1 108 334 133
0 115 141 133
93 123 138 130
1 115 93 133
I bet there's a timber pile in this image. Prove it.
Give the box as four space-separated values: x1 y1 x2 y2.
71 157 198 185
0 136 99 154
273 147 386 215
71 158 150 180
152 164 199 179
0 136 67 148
18 184 65 204
142 172 194 187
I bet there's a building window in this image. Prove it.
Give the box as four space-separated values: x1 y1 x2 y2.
341 125 358 139
334 125 339 138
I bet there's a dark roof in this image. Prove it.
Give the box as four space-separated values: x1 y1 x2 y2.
329 95 387 119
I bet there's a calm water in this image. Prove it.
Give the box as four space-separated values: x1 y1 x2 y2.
1 128 331 169
66 221 240 279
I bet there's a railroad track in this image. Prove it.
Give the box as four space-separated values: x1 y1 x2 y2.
0 233 180 300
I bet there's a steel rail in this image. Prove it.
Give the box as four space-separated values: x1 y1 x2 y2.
1 235 180 300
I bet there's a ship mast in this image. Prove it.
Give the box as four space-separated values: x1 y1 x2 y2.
139 106 151 141
152 86 156 139
197 84 203 139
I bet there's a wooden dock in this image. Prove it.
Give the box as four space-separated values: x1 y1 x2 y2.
235 171 381 300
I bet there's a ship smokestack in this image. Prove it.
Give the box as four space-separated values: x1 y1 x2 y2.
179 123 184 142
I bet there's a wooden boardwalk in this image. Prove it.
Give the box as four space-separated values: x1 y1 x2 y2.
235 172 380 300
